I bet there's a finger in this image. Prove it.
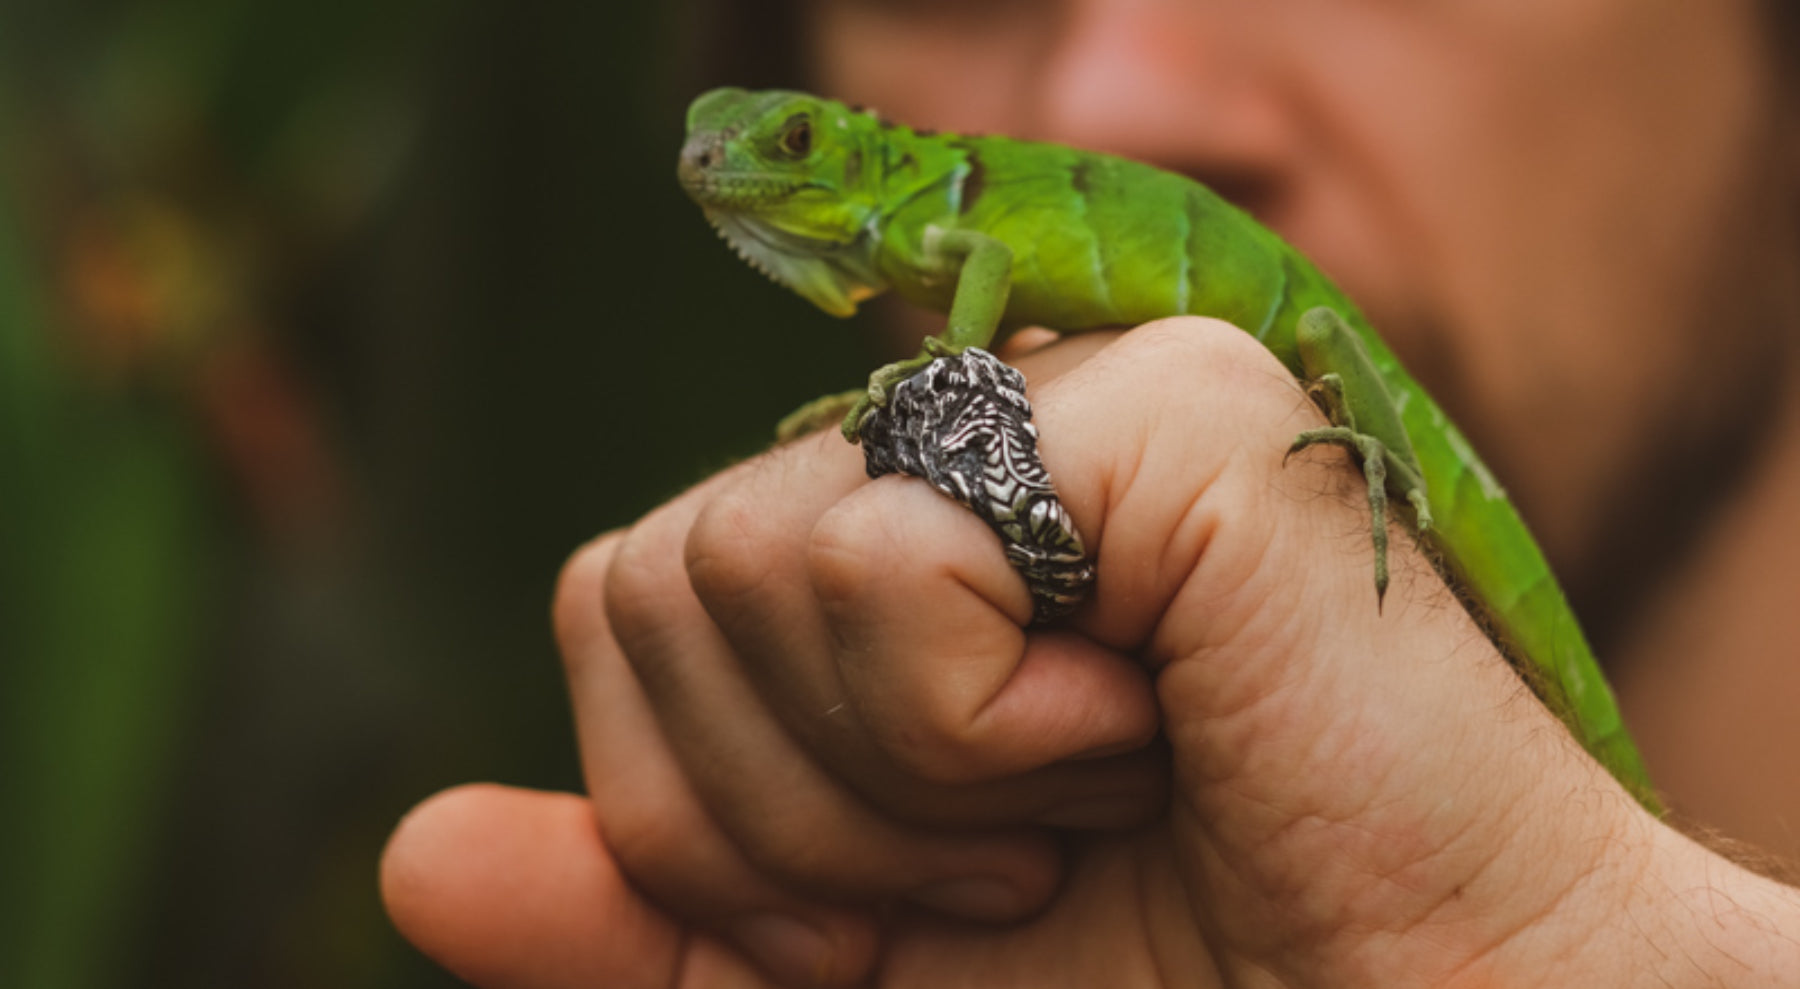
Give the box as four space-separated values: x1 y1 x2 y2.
558 528 881 986
995 326 1059 359
380 783 703 989
807 476 1163 784
575 507 1064 926
712 334 1162 786
683 422 1166 828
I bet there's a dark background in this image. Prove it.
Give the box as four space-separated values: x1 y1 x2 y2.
0 1 874 985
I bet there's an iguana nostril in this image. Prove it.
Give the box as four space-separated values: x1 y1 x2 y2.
676 137 723 188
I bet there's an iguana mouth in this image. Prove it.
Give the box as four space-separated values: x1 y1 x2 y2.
681 173 807 209
678 131 806 208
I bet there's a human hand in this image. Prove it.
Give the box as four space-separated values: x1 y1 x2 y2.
383 320 1800 988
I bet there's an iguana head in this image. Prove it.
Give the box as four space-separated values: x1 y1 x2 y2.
679 88 887 317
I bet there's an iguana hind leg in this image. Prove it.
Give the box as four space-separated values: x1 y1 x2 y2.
1287 308 1433 605
1288 423 1399 604
776 389 866 443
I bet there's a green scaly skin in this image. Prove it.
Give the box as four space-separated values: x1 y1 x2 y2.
678 86 1661 814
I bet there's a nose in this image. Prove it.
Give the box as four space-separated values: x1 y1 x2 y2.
1029 0 1294 189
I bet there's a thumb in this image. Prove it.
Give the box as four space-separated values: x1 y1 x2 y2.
1046 319 1639 983
380 784 780 988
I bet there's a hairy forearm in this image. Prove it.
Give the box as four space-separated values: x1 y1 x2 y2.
1587 822 1800 987
1442 755 1800 987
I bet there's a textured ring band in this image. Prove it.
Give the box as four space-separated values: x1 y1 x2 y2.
859 347 1096 623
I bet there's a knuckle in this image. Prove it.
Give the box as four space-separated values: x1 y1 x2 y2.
1086 320 1304 473
849 676 1006 786
1129 314 1263 364
552 532 625 665
684 482 785 613
804 494 891 610
600 509 696 657
596 783 699 881
1125 316 1293 396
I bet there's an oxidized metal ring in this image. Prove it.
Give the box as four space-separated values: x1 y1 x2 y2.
859 347 1096 623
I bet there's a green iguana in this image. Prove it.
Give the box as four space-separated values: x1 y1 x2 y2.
677 86 1660 813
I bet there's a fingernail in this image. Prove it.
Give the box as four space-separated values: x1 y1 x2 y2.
911 876 1027 920
730 913 835 985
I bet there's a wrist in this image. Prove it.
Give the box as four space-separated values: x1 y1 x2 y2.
1464 786 1800 988
1578 818 1800 987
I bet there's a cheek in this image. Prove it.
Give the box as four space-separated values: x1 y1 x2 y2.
1391 12 1783 552
1256 0 1785 559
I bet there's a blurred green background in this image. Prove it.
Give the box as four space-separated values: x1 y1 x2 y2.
0 1 872 985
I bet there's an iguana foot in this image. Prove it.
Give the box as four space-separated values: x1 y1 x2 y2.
839 347 961 443
1287 425 1402 606
1286 308 1438 604
776 390 865 444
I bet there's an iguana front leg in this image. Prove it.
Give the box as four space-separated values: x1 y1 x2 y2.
1285 307 1433 604
836 227 1015 442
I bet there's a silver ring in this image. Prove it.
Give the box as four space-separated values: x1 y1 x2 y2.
860 347 1096 623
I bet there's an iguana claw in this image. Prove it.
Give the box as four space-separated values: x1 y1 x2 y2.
838 347 960 443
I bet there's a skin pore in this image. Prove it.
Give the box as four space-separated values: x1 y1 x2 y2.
805 0 1800 859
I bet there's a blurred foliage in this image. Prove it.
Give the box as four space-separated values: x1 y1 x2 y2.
0 1 873 985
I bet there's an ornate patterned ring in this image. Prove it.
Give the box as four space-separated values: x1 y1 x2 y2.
860 347 1096 623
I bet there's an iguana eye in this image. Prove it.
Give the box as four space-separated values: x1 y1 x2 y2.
779 116 812 156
